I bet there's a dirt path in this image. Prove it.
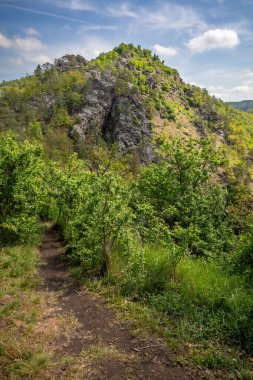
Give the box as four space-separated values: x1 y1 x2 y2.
39 227 200 380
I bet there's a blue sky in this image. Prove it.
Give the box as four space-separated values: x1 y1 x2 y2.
0 0 253 101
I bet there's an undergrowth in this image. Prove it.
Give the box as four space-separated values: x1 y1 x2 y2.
0 244 53 379
73 244 253 379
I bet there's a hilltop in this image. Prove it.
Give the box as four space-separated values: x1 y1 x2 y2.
1 43 253 184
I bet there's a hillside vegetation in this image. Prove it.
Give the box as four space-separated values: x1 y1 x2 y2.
227 100 253 114
1 44 253 378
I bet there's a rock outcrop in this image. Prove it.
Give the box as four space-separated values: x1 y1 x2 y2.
73 68 154 161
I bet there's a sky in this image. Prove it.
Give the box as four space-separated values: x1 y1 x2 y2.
0 0 253 101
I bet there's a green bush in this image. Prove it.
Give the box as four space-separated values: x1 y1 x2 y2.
55 170 134 276
232 233 253 283
0 132 47 244
119 244 175 295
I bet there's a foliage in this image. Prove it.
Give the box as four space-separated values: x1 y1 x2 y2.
0 132 47 243
67 173 133 275
232 233 253 283
137 139 232 257
227 100 253 114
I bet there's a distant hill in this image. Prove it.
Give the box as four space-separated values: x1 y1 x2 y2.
226 100 253 114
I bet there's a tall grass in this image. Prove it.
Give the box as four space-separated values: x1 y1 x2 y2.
111 244 174 296
109 243 253 354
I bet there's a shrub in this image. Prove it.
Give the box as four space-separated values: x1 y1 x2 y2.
0 132 47 243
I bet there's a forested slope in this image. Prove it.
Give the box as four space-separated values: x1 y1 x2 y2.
227 100 253 114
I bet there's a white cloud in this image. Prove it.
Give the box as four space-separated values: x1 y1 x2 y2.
24 27 41 36
10 4 91 24
0 32 48 68
4 33 113 70
41 0 95 11
231 82 253 95
208 79 253 101
187 29 239 53
231 86 248 94
246 70 253 78
79 24 118 31
152 44 178 57
126 3 206 32
107 2 138 18
0 33 12 48
14 37 47 52
66 0 94 10
107 2 205 31
0 32 47 52
9 57 23 66
24 54 52 64
47 36 113 61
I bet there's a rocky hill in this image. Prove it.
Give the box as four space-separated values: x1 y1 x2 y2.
1 43 253 182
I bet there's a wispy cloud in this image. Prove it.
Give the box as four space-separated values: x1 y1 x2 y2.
231 79 253 97
0 33 12 48
9 54 52 66
63 0 95 11
8 4 91 24
24 54 52 64
139 3 206 31
152 43 178 57
208 75 253 101
0 32 47 52
107 2 138 18
24 27 41 37
7 34 113 68
15 37 46 52
108 2 206 32
79 24 118 31
43 0 95 11
46 36 113 60
9 57 23 66
187 29 240 53
7 2 112 32
246 70 253 78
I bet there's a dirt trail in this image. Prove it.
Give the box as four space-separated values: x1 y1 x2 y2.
39 227 200 379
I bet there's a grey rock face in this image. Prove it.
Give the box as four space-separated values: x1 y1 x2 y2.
103 96 154 161
73 69 154 161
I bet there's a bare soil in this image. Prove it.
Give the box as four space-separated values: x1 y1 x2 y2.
39 227 201 379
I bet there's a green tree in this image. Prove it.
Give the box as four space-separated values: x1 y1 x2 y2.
137 139 232 256
0 132 47 243
63 171 133 275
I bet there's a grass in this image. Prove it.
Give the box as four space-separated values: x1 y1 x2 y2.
0 241 83 379
83 278 253 379
81 343 138 363
109 244 253 352
8 352 52 378
240 370 253 380
0 244 55 379
55 343 138 379
75 244 253 380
